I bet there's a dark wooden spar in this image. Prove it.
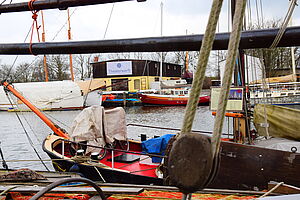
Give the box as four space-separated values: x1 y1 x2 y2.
0 0 145 13
0 26 300 55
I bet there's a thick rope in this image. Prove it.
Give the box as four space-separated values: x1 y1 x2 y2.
211 0 247 157
270 0 297 49
181 0 224 135
259 182 284 198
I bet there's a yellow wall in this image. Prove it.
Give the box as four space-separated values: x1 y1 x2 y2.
95 76 180 92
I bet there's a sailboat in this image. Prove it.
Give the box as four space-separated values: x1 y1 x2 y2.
0 79 104 111
139 87 210 106
1 0 300 196
1 80 300 191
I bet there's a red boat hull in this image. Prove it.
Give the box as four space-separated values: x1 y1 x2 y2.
139 93 210 105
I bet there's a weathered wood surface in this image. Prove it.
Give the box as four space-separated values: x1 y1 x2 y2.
209 141 300 190
1 27 300 55
0 185 144 195
0 0 144 13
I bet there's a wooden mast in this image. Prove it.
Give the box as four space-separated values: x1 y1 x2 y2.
41 11 49 82
1 81 69 139
67 9 74 81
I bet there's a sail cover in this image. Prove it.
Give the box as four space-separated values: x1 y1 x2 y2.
69 105 127 153
254 104 300 141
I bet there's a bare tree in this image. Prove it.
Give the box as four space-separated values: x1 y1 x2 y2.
14 63 32 82
0 64 15 82
48 55 70 81
74 54 95 80
31 59 46 82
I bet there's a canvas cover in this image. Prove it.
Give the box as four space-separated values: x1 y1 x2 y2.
254 104 300 140
69 105 127 153
0 81 83 111
250 74 297 84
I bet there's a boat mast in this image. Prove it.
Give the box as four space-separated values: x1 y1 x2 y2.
67 8 75 81
41 11 49 82
231 0 250 143
1 81 69 139
185 30 189 73
289 19 297 78
159 1 163 84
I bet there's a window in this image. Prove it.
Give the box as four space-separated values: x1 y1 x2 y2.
134 79 140 90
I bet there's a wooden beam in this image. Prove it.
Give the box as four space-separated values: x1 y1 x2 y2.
0 0 145 13
0 26 299 55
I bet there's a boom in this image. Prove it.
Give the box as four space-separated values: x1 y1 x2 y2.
1 81 69 139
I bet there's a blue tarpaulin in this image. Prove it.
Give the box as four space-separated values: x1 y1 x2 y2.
141 134 175 163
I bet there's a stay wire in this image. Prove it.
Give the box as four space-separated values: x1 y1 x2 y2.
43 112 70 129
4 89 50 171
4 25 33 80
0 142 8 170
10 102 43 144
103 3 115 39
255 0 261 27
259 0 264 25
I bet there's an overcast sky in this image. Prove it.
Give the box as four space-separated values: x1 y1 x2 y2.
0 0 299 66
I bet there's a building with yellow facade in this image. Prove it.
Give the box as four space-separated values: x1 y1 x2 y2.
91 59 183 92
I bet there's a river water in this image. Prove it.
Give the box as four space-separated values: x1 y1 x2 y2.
0 105 232 171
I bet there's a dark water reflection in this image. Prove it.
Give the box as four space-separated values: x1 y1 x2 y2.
0 105 231 171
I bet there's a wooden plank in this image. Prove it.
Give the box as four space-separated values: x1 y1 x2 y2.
0 185 144 195
268 182 300 195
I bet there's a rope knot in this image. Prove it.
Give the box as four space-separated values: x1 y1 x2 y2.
32 12 38 20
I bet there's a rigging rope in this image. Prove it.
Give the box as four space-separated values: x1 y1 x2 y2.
28 0 41 56
270 0 298 49
180 0 224 135
4 26 33 81
0 142 8 170
211 0 247 157
103 3 115 39
4 88 50 171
